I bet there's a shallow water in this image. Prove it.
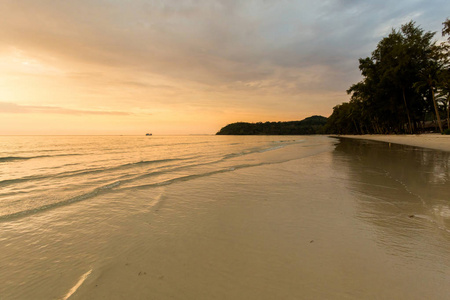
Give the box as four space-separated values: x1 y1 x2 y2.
0 135 308 220
1 136 449 299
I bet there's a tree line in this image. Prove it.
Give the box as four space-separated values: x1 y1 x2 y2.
324 19 450 134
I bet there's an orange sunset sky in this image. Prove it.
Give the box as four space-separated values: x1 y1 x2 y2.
1 0 449 135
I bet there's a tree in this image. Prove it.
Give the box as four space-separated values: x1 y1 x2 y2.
414 64 443 133
441 18 450 128
332 21 441 134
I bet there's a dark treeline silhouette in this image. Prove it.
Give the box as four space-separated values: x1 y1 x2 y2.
324 19 450 134
216 116 327 135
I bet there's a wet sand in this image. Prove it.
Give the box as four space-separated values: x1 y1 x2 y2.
71 139 450 299
335 133 450 152
1 137 449 299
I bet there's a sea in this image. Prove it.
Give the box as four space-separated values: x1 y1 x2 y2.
1 135 450 299
0 135 318 220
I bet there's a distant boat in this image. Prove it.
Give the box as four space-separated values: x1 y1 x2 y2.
146 133 152 136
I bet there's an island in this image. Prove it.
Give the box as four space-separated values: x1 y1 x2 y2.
216 115 327 135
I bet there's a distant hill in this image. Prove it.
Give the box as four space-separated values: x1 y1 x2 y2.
216 115 328 135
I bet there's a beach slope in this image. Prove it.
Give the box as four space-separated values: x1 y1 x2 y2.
334 134 450 152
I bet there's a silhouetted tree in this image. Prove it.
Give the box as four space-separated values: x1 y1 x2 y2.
325 20 450 134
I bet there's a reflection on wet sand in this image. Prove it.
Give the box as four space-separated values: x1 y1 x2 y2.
333 137 450 265
3 136 450 299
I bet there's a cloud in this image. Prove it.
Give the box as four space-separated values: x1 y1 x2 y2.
0 102 130 116
0 0 449 134
2 1 448 86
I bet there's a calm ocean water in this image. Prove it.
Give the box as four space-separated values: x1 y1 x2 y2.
0 135 312 220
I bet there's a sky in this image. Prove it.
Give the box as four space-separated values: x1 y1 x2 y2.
1 0 449 135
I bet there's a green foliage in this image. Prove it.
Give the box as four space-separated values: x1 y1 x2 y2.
443 18 450 39
216 116 328 135
324 20 450 135
443 128 450 135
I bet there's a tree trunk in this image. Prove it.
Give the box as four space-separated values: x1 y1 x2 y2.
431 88 443 133
402 88 413 134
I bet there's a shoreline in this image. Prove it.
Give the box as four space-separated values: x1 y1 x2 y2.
331 133 450 152
2 136 450 299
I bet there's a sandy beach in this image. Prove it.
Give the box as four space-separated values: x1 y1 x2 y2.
334 133 450 152
1 136 450 299
70 138 450 299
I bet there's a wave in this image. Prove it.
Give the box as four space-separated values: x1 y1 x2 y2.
0 153 82 163
222 144 286 159
259 145 284 152
0 138 327 222
0 176 42 187
0 156 33 162
0 158 186 188
2 140 312 191
0 158 282 222
120 166 248 191
0 181 122 221
113 150 271 187
120 159 297 191
52 158 187 179
0 143 329 222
